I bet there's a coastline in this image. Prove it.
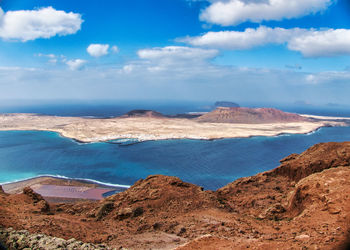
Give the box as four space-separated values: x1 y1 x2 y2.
2 175 129 201
0 113 345 143
0 124 347 199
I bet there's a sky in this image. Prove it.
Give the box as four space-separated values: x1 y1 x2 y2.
0 0 350 105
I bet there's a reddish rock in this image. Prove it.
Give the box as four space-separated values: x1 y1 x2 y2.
23 186 45 203
196 107 309 124
271 142 350 182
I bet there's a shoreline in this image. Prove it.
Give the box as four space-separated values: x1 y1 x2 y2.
0 125 344 195
1 176 130 202
0 174 131 188
1 175 130 200
0 113 344 143
0 121 343 144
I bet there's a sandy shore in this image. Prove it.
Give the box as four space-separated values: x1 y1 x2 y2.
0 113 344 143
2 176 127 201
300 114 350 120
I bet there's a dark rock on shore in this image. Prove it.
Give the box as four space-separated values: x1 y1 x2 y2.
122 110 165 118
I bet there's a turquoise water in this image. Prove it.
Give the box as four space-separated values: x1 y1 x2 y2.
1 127 350 190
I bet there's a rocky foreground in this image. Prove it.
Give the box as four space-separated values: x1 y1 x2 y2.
1 142 350 249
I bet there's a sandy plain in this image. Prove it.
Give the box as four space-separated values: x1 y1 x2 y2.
0 113 344 143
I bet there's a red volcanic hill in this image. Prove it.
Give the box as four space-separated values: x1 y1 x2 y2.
196 107 309 123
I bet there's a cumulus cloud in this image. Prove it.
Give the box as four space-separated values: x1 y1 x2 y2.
181 26 350 57
66 59 87 70
87 44 110 57
181 26 303 49
287 29 350 57
0 7 83 41
200 0 333 26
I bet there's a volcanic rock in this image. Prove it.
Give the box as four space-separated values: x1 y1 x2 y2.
22 187 45 203
196 107 309 124
95 201 114 220
287 166 350 217
108 175 218 215
272 142 350 182
122 110 165 118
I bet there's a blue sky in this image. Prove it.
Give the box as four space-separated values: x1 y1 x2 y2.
0 0 350 105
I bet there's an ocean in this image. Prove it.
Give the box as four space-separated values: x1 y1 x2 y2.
1 102 350 190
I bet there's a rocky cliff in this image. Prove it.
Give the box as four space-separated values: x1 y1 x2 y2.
1 142 350 249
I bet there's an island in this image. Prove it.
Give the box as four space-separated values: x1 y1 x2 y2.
214 101 240 108
0 107 345 143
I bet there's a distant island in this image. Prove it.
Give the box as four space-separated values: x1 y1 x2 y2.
214 101 240 108
0 107 345 143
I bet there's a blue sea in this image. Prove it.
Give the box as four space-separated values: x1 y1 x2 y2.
0 102 350 190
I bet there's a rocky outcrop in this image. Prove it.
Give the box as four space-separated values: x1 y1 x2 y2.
271 142 350 182
22 187 50 213
217 142 350 218
0 227 111 250
196 107 309 123
90 175 219 221
287 166 350 217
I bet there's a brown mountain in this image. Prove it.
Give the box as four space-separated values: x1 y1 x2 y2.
1 142 350 249
196 107 309 123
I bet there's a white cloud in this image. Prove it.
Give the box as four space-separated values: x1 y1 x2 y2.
135 46 219 74
305 71 350 84
200 0 333 26
36 53 67 64
181 26 350 57
287 29 350 57
87 44 110 57
0 7 83 41
138 46 218 62
122 65 134 73
181 26 303 49
66 59 87 70
111 45 119 53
